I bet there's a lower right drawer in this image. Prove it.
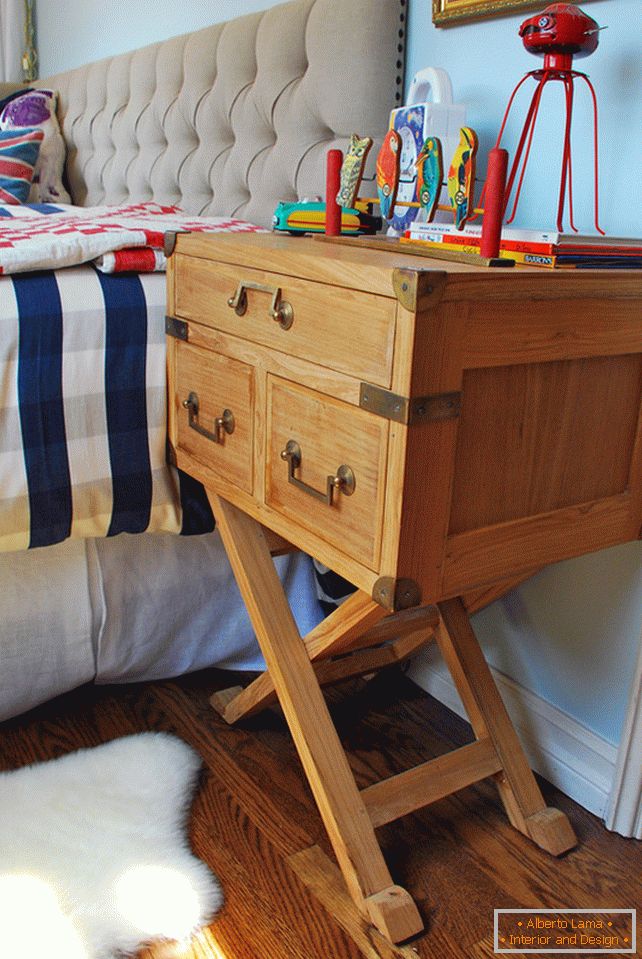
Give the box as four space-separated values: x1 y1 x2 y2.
265 376 389 570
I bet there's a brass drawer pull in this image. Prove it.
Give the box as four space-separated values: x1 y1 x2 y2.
227 280 294 330
182 392 235 444
280 440 355 505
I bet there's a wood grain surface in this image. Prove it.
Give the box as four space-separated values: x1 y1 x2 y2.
1 669 638 958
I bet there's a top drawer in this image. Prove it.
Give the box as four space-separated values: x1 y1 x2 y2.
173 254 396 388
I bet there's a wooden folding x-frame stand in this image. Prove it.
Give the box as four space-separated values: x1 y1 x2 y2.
165 234 642 946
207 492 577 945
166 234 642 946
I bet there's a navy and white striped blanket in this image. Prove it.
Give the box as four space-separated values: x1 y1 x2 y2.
0 203 263 551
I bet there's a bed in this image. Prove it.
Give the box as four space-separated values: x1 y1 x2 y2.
0 0 405 720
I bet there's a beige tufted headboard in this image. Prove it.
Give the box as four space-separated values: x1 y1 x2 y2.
37 0 406 227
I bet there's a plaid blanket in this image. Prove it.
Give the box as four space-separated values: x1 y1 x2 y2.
0 201 265 274
0 203 265 551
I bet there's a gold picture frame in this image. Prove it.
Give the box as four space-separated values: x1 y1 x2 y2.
433 0 597 27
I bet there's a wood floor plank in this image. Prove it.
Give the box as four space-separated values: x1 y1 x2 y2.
288 845 421 959
0 668 638 959
106 683 365 958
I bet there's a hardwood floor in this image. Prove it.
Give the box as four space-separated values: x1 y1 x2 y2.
0 667 639 958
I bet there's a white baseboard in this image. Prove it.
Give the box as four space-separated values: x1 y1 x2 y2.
408 646 618 819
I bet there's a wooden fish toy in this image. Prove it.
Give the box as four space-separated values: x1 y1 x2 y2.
447 126 478 229
376 129 401 220
336 134 373 209
415 135 443 223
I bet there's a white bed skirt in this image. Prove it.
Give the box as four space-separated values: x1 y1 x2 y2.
0 531 324 721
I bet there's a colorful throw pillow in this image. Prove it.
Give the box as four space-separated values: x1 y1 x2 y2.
0 89 71 203
0 128 44 204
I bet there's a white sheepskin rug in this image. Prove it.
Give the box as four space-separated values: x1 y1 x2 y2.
0 732 223 959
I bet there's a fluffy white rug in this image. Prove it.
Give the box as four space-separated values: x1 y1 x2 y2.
0 732 223 959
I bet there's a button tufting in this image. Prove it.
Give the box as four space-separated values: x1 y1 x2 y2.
45 2 400 224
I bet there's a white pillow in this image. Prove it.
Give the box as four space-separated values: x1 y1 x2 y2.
0 88 71 204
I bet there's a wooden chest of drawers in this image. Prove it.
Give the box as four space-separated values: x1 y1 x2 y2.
166 232 642 611
166 232 641 944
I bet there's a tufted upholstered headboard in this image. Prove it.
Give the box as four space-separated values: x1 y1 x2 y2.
35 0 406 227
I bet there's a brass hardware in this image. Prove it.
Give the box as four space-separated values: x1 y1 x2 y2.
227 280 294 330
410 392 461 423
163 231 191 257
359 383 461 425
360 384 408 423
165 316 188 340
372 577 422 612
182 392 235 444
392 268 447 312
280 440 355 505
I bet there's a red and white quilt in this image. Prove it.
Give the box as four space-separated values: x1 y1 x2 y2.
0 201 266 275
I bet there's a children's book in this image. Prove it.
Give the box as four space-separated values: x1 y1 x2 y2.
408 220 642 251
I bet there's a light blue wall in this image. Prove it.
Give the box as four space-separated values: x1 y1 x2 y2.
472 543 642 743
36 0 286 76
35 0 642 745
406 0 642 238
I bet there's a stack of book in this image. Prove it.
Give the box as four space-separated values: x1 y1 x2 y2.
402 222 642 268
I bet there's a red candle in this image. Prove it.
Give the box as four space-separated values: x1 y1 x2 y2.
325 149 343 236
480 148 508 259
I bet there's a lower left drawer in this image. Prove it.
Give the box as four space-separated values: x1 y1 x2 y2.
175 342 255 494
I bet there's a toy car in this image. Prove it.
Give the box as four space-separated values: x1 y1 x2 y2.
272 200 381 235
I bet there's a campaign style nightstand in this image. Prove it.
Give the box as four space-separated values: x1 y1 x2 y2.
166 231 642 943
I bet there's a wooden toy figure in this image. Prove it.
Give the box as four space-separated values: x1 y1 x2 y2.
335 134 373 209
415 135 443 223
376 129 401 220
447 126 478 229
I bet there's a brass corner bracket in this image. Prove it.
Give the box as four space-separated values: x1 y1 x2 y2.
359 383 461 425
163 230 191 257
372 577 422 612
165 316 188 340
392 268 447 312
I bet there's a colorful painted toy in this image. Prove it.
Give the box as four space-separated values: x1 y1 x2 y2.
415 135 443 223
447 127 478 229
335 134 373 209
387 69 466 234
376 129 401 220
272 200 381 236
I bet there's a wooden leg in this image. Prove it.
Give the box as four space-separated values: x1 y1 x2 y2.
462 571 539 615
312 628 435 688
209 493 423 943
437 597 577 856
211 596 440 724
211 590 386 722
211 627 435 721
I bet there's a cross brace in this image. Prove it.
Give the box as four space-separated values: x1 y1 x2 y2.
208 493 577 945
